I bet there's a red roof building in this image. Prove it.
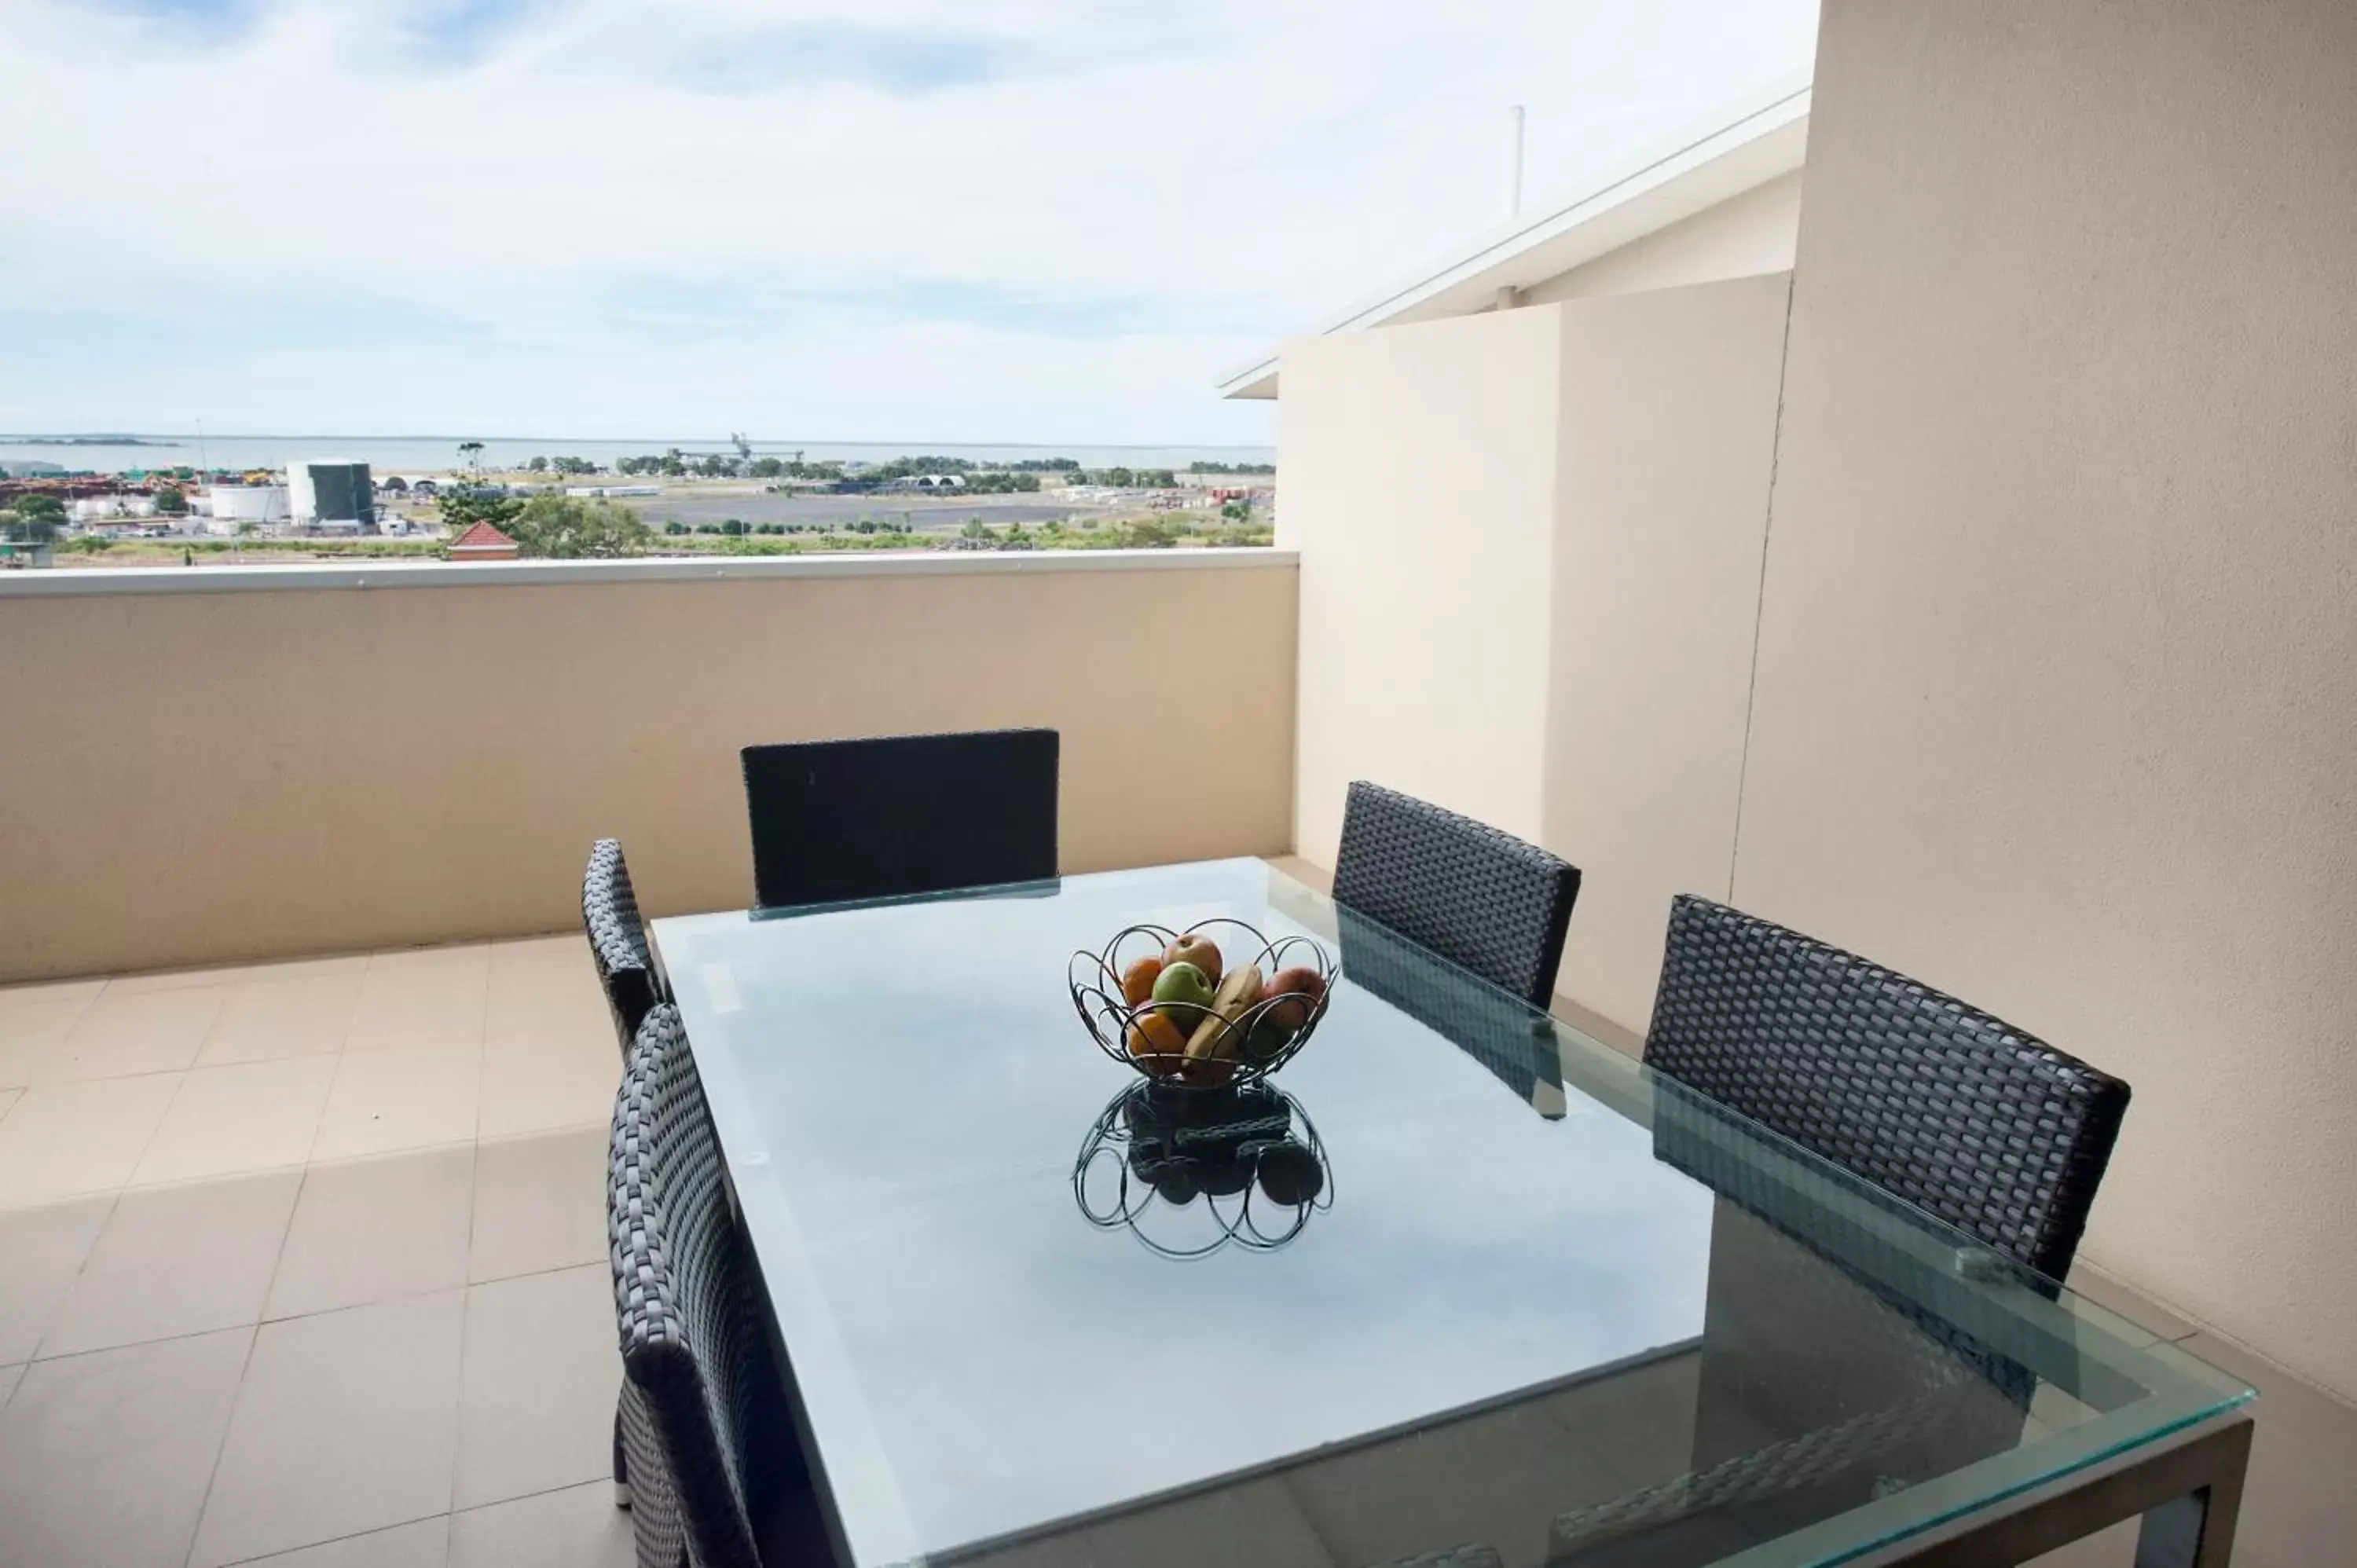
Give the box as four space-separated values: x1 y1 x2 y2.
447 520 519 562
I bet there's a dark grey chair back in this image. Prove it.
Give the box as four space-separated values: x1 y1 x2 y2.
582 838 660 1057
609 1004 774 1568
740 729 1058 910
1642 894 2129 1281
1331 781 1582 1009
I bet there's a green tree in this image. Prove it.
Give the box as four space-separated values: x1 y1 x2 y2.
661 449 687 478
438 487 524 535
749 456 783 478
456 440 486 473
4 493 67 542
1105 467 1136 488
501 494 653 559
526 456 548 473
1220 499 1252 524
154 485 189 515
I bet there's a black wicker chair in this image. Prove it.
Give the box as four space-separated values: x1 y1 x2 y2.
740 729 1058 910
609 1004 786 1568
1641 894 2130 1282
1331 782 1582 1009
583 838 662 1059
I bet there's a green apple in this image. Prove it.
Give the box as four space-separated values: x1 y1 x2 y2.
1149 960 1215 1025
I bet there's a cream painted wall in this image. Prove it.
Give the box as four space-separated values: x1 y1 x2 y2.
1738 0 2357 1398
1279 306 1566 867
1521 170 1802 309
0 559 1297 982
1542 273 1791 1033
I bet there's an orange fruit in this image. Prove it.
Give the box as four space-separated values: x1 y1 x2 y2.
1126 1013 1189 1076
1120 954 1164 1007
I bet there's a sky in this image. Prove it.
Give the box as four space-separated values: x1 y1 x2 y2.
0 0 1819 444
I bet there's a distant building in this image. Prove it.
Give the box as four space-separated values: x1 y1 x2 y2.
203 484 289 533
288 460 376 533
68 493 158 522
447 520 519 562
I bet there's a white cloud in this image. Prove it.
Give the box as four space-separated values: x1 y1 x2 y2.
0 0 1817 441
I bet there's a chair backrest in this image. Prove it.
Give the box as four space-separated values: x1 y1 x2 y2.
582 838 659 1057
609 1004 772 1568
1330 781 1582 1009
1641 894 2130 1281
740 729 1058 910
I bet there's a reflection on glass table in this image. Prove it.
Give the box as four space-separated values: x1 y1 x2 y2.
1072 1078 1333 1259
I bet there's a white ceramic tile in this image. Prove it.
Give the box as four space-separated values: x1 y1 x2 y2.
0 976 108 1013
311 1046 481 1161
226 1515 451 1568
101 962 256 996
268 1145 475 1321
0 1326 252 1568
0 1361 21 1410
452 1265 621 1509
131 1057 339 1185
447 1481 634 1568
196 975 366 1068
0 1086 18 1123
475 1032 617 1139
0 996 90 1087
484 935 610 1049
468 1127 611 1284
347 947 489 1054
0 1196 115 1362
191 1291 466 1568
44 987 222 1083
40 1169 301 1358
225 954 373 991
0 1075 181 1203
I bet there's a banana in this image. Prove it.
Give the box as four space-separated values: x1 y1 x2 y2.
1186 963 1265 1065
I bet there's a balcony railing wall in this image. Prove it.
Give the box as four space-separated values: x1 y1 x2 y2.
0 551 1298 982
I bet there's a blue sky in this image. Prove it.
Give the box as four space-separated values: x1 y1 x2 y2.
2 1 1818 442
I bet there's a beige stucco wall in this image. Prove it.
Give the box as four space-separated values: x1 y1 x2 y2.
1543 273 1791 1032
1280 306 1566 866
1737 0 2357 1398
0 558 1298 982
1521 170 1802 310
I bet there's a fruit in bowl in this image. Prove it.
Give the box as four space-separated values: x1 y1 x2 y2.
1149 961 1215 1024
1260 967 1328 1033
1120 954 1164 1007
1162 933 1222 987
1124 1013 1188 1076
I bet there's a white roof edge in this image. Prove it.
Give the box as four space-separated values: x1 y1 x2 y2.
1217 72 1812 400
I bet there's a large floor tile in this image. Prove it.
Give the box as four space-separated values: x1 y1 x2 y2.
312 1046 481 1160
470 1126 610 1283
0 1196 115 1362
477 1032 618 1139
347 947 490 1054
0 1325 251 1568
269 1145 475 1320
197 974 367 1068
0 1074 181 1203
0 976 108 1012
44 986 222 1082
0 1361 20 1409
228 1515 450 1567
191 1291 467 1568
0 1086 17 1123
485 934 610 1049
452 1264 621 1509
447 1480 633 1568
0 995 90 1087
131 1057 339 1185
40 1169 302 1357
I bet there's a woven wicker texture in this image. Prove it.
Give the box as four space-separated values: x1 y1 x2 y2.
584 838 662 1059
740 729 1058 910
1336 907 1559 1109
1642 895 2130 1282
609 1004 775 1568
1330 782 1582 1009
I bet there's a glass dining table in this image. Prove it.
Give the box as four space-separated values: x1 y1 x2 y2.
650 858 2253 1568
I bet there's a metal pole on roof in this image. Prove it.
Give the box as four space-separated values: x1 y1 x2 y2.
1506 104 1526 218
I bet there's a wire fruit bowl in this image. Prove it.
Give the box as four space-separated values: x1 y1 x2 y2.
1072 1078 1334 1259
1067 917 1339 1090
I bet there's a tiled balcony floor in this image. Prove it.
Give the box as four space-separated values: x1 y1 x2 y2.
2 925 2352 1567
0 937 631 1567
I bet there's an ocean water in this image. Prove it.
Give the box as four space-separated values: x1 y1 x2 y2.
0 434 1277 478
